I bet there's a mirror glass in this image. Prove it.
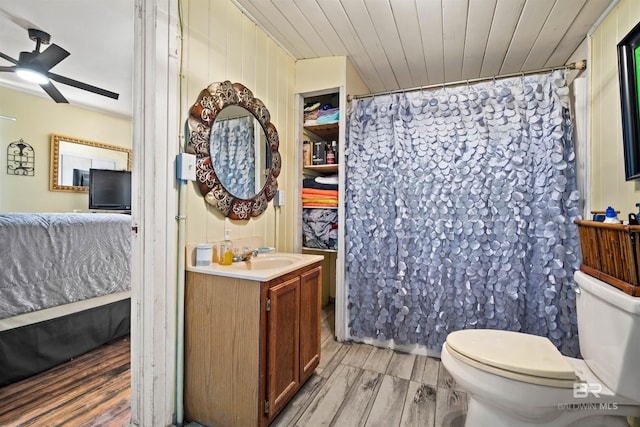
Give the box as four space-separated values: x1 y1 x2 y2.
50 134 132 192
210 105 270 200
187 81 281 220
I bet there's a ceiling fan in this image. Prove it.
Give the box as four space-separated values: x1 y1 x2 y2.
0 28 119 103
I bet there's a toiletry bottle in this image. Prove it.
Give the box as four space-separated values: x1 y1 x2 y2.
212 244 219 264
219 229 234 265
303 141 311 166
331 140 337 163
326 142 335 164
603 206 621 224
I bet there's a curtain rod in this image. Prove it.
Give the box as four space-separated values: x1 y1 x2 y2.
349 60 587 101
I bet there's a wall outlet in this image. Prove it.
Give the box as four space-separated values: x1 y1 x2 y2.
176 153 196 181
274 189 285 206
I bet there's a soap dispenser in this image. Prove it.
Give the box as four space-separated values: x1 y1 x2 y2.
219 229 234 265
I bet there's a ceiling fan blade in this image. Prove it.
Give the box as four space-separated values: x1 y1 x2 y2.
0 51 18 64
0 66 16 72
31 44 70 71
48 72 119 100
39 81 68 103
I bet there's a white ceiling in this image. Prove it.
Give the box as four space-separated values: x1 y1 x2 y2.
0 0 615 119
0 0 133 118
233 0 614 93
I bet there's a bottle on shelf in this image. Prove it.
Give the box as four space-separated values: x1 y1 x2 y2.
303 141 311 166
603 206 621 224
326 142 335 165
312 141 325 165
331 140 337 164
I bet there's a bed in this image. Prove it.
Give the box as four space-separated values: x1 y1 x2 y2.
0 213 131 386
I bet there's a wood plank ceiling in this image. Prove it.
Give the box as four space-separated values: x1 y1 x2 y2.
231 0 614 93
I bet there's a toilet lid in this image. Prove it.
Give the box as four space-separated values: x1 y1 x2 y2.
446 329 577 382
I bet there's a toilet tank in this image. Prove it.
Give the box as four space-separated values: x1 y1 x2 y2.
574 271 640 401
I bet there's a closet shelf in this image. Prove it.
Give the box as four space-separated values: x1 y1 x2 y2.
304 122 339 140
302 247 338 253
304 164 338 173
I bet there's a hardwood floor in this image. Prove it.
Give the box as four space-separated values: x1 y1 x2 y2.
268 305 468 427
0 307 466 427
0 337 131 427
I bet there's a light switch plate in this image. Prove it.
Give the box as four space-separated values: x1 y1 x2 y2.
274 189 285 206
176 153 196 181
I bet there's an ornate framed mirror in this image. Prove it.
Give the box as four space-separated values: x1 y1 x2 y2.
186 81 281 220
49 134 132 192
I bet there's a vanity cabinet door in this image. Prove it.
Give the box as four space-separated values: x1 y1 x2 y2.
267 276 300 419
299 266 322 382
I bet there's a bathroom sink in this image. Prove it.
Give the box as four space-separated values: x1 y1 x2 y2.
229 254 300 271
187 248 323 281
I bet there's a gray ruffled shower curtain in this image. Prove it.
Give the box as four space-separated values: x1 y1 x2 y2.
345 71 582 357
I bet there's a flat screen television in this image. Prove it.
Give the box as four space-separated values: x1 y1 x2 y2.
88 169 131 211
617 21 640 180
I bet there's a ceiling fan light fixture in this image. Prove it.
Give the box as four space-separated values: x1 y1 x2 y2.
15 66 49 85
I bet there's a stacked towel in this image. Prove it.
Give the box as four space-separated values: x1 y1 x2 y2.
303 176 338 206
303 175 338 191
304 103 339 126
302 188 338 207
316 110 339 124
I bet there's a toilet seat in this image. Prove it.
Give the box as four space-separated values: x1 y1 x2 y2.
445 329 578 388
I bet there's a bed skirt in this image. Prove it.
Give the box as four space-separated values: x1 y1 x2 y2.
0 296 130 386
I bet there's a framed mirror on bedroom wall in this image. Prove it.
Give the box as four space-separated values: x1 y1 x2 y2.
49 134 132 192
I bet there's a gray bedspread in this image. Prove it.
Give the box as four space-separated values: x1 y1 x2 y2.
0 213 131 320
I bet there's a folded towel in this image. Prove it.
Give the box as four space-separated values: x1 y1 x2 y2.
316 111 339 124
304 102 320 112
315 175 339 185
303 178 338 190
303 202 338 207
302 197 339 204
302 189 339 198
318 107 339 117
304 110 318 121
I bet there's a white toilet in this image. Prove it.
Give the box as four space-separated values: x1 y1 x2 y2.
441 271 640 427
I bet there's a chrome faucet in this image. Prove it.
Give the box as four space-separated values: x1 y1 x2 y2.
233 248 259 262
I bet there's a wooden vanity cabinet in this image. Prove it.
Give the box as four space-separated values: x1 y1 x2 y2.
185 263 322 427
299 266 322 382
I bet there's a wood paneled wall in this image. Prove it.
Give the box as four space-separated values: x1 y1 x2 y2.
180 0 296 251
589 0 640 214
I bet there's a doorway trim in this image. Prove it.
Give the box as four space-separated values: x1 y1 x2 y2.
130 0 180 424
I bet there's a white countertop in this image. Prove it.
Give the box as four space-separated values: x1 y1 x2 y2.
186 252 324 282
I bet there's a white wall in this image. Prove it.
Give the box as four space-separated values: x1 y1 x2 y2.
589 0 640 214
180 0 296 251
295 56 346 94
346 57 370 100
0 86 132 213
